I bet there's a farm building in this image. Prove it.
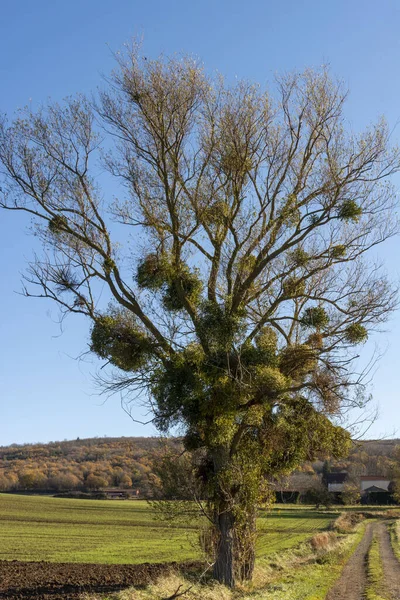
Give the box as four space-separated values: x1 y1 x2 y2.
359 476 391 492
359 476 393 504
103 488 140 499
272 471 321 502
325 472 348 492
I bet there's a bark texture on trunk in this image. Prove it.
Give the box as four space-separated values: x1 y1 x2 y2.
212 499 256 586
212 447 236 587
213 509 235 587
211 446 257 587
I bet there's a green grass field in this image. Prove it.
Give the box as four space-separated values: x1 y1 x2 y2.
0 494 334 564
256 507 334 557
390 520 400 561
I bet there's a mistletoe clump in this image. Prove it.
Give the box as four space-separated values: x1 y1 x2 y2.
308 213 320 226
279 344 317 379
220 146 253 177
345 323 368 344
311 368 341 414
307 332 324 349
338 200 362 222
48 214 68 235
53 266 79 294
330 245 347 259
162 267 203 311
90 311 153 371
255 365 288 396
280 193 300 226
300 306 330 329
203 200 230 225
268 397 351 463
136 253 170 290
151 355 203 431
198 302 245 352
283 276 306 297
240 327 278 368
183 342 206 366
289 247 310 267
255 327 277 352
207 413 238 446
137 253 202 311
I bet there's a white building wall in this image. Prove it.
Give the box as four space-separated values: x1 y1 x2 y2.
360 479 390 491
328 483 344 492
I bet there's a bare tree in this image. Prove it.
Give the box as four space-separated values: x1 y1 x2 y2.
1 43 399 586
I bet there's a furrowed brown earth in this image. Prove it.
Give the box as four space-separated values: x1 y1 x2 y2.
0 560 203 599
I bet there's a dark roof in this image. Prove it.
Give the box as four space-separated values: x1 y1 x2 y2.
103 488 137 494
363 485 389 493
326 472 347 484
360 476 390 481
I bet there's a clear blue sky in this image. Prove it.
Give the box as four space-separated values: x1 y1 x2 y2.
1 0 400 445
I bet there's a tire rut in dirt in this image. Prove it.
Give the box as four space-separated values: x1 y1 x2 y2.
324 522 373 600
0 559 203 599
376 521 400 600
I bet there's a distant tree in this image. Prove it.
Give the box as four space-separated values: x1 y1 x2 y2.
118 474 132 488
388 480 399 504
347 456 367 478
48 473 81 491
85 473 108 490
111 467 123 485
18 469 47 490
340 481 361 505
302 482 333 508
1 44 400 586
0 473 15 491
321 460 331 488
151 449 201 502
388 448 400 503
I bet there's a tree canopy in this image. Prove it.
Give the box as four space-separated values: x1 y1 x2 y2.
1 44 399 586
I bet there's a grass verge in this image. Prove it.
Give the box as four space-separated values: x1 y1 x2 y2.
389 519 400 561
365 532 387 600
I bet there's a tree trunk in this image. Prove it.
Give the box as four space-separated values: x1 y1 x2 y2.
213 508 236 587
211 447 257 587
212 447 236 587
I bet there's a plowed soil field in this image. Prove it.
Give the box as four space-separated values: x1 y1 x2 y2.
0 560 202 599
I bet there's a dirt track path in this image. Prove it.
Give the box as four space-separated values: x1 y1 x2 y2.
325 522 373 600
325 520 400 600
376 521 400 599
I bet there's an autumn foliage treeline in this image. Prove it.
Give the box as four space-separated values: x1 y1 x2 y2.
306 439 400 479
1 436 400 498
0 437 180 496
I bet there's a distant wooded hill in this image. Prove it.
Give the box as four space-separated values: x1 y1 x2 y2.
0 437 180 496
307 438 400 479
0 436 399 497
